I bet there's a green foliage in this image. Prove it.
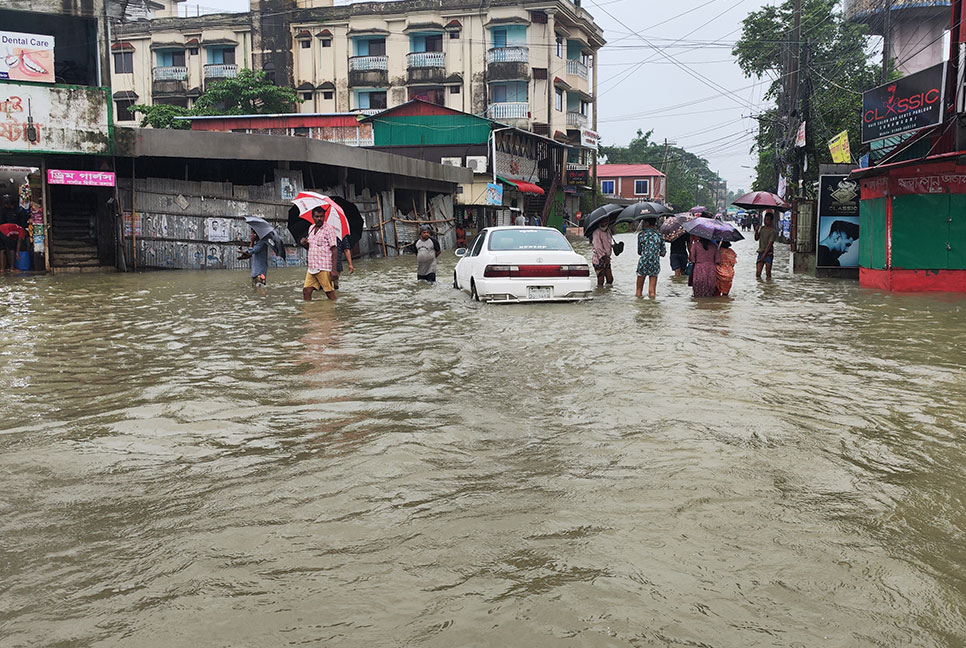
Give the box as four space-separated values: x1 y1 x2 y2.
599 129 723 211
129 103 192 129
733 0 881 194
193 69 301 115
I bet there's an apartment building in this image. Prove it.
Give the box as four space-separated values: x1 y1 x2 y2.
110 0 604 167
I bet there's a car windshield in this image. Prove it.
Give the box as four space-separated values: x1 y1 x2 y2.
487 229 573 252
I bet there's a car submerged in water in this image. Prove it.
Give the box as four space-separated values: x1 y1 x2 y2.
453 226 594 303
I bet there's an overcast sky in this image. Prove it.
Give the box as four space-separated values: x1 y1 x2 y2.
184 0 777 192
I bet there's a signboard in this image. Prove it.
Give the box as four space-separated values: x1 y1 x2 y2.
0 84 112 154
485 182 503 206
828 130 850 163
566 168 589 186
861 62 946 143
205 218 230 242
816 174 860 268
580 128 599 151
0 31 55 83
48 169 116 187
493 130 542 183
794 121 806 148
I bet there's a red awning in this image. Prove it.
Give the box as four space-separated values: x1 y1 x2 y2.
498 177 545 195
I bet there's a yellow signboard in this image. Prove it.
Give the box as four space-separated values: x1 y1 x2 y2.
828 130 851 164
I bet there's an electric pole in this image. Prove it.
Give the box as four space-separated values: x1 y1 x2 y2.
790 0 803 198
882 0 893 82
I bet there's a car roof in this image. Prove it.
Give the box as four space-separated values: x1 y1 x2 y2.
484 226 562 231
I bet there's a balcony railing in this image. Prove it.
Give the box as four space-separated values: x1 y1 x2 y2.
487 46 529 64
153 66 187 81
352 107 384 116
407 51 445 69
204 63 238 79
566 58 589 80
487 102 529 120
566 111 588 128
349 55 389 71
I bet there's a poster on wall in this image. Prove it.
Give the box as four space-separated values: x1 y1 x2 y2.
206 218 230 242
861 62 946 143
0 31 55 83
485 183 503 206
817 174 860 268
275 169 303 201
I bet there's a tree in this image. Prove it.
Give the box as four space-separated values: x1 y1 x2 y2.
599 129 723 211
193 69 301 115
733 0 880 195
129 103 192 129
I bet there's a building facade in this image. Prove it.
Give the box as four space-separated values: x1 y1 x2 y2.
596 164 667 203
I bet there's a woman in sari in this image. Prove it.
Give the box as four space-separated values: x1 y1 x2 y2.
690 236 721 297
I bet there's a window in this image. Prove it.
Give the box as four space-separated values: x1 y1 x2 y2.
492 29 507 48
580 100 589 116
449 31 460 39
207 47 235 65
294 127 310 137
300 39 310 49
357 90 387 110
634 179 650 195
490 81 527 103
487 229 571 252
601 180 615 195
156 50 185 67
322 91 333 100
469 232 487 256
360 38 386 56
556 37 563 58
554 88 563 112
113 51 133 74
301 92 312 101
189 47 198 55
321 39 331 47
449 85 460 94
115 99 135 121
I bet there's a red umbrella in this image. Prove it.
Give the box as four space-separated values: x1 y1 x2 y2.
291 191 350 240
732 191 789 210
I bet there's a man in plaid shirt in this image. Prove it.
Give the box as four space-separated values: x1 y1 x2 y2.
299 205 340 301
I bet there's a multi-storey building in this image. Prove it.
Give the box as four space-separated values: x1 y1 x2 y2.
110 0 604 168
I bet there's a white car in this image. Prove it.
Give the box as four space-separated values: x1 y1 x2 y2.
453 226 594 303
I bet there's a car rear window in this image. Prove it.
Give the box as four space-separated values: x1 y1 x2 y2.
487 229 573 252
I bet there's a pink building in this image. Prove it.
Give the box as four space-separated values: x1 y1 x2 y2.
597 164 666 202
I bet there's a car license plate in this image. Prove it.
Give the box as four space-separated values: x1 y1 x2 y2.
528 286 552 300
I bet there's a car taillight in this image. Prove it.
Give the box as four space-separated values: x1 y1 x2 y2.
484 264 591 278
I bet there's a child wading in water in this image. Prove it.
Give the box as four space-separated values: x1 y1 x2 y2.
716 241 737 296
635 216 666 298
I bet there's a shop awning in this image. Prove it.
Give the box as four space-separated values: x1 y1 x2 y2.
498 176 545 195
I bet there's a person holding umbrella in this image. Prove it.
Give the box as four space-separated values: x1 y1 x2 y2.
635 216 665 298
299 205 340 301
238 216 285 288
591 216 615 288
754 211 778 280
689 234 721 298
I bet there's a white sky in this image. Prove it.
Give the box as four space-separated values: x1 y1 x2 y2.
182 0 778 192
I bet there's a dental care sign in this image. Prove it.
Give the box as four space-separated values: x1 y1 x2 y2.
0 31 55 83
0 84 111 154
861 62 946 143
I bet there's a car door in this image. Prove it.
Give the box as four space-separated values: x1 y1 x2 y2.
457 230 487 289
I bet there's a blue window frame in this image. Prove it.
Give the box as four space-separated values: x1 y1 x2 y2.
601 180 615 195
634 179 649 195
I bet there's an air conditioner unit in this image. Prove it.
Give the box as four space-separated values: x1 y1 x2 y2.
440 157 463 167
466 156 488 174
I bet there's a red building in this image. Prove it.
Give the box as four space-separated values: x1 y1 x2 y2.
596 164 666 202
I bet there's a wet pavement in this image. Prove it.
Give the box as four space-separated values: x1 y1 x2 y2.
1 233 965 647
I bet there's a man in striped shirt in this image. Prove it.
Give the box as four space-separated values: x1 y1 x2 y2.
299 205 340 301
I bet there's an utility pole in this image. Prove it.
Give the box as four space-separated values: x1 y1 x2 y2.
790 0 803 198
882 0 893 82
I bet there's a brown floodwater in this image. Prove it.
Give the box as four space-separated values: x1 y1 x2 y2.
1 234 964 647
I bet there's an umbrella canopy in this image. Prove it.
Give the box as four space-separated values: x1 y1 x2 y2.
328 196 364 246
732 191 789 211
659 213 697 242
614 201 672 224
265 231 286 258
291 192 350 240
689 205 707 214
582 203 623 238
244 215 276 241
682 217 744 242
288 205 310 242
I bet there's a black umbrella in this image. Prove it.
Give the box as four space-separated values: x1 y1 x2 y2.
614 201 672 224
265 231 286 258
582 203 623 238
287 205 310 243
328 196 365 246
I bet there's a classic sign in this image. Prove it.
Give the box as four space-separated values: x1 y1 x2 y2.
861 63 946 143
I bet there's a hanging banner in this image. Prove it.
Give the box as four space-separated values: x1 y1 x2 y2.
485 182 503 206
777 174 787 201
794 121 806 148
816 174 860 268
0 31 55 83
828 130 851 163
861 62 946 143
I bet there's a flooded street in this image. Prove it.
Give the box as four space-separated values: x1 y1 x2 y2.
2 234 965 647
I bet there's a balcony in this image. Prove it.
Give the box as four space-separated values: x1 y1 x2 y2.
566 111 588 128
352 108 384 117
487 46 528 64
566 58 589 80
486 47 530 82
204 63 238 80
407 51 444 68
153 66 187 81
349 55 389 87
487 102 529 121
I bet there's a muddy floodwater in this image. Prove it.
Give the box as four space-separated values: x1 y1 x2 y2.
1 234 965 647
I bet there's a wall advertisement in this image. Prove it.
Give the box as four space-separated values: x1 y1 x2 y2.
816 174 860 268
0 84 112 154
861 62 946 143
0 31 55 84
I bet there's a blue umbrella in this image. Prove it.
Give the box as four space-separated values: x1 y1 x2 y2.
682 217 744 242
245 216 286 257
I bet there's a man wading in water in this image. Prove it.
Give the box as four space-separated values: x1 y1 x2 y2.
299 205 340 301
413 224 441 283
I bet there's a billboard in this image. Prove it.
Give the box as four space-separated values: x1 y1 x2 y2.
0 84 112 154
0 31 55 83
816 175 860 268
861 62 946 143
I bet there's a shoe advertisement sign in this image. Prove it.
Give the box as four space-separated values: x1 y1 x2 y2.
0 31 55 84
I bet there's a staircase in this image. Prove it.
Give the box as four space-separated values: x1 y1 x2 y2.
50 212 101 268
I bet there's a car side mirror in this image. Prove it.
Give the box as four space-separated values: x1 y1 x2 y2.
455 248 468 257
